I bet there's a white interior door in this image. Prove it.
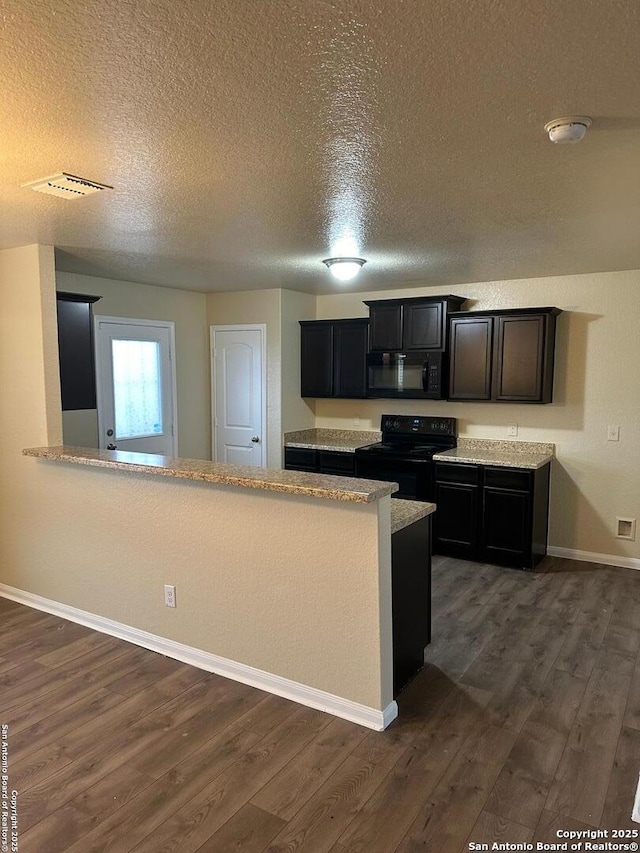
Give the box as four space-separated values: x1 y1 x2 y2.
95 317 178 456
211 325 266 466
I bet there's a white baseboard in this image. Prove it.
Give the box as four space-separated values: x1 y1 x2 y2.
0 583 397 732
547 546 640 571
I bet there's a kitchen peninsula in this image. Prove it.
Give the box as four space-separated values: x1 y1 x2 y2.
22 445 434 730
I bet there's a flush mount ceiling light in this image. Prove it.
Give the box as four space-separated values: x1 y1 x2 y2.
21 172 113 198
322 257 367 282
544 116 592 144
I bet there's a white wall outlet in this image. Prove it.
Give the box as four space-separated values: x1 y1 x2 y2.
354 416 360 426
616 517 636 541
507 424 518 437
607 424 620 442
164 584 176 608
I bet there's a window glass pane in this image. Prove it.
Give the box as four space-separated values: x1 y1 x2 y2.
112 339 163 439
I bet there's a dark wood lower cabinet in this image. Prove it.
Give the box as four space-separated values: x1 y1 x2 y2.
434 461 551 570
483 486 532 564
433 463 480 560
283 447 318 471
391 516 431 696
283 447 356 476
317 450 356 476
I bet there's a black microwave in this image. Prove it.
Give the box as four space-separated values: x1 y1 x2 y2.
366 351 446 399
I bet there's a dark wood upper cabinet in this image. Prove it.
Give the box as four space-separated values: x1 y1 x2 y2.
448 316 494 400
56 291 101 411
403 301 444 350
332 319 369 398
494 314 546 402
448 307 561 403
300 318 368 398
300 321 333 397
367 303 403 351
364 295 467 351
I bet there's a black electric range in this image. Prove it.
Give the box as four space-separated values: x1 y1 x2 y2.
355 415 457 502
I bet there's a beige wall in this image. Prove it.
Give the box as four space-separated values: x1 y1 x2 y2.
315 271 640 561
0 245 62 450
281 289 316 434
0 245 393 714
57 271 210 460
207 289 282 467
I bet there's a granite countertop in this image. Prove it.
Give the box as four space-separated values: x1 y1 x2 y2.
23 446 398 504
433 438 555 470
390 499 436 534
284 428 380 453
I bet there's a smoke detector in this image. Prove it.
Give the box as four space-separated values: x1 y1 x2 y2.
544 116 592 144
21 172 113 198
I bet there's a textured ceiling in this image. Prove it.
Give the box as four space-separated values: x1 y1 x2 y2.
2 0 640 294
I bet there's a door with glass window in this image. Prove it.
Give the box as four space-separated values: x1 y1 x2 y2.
94 317 177 456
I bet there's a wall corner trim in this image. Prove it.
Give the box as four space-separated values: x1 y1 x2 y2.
0 583 398 732
547 546 640 571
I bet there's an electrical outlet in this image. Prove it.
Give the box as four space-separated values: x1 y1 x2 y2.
607 425 620 442
164 584 176 608
507 424 518 437
354 416 360 426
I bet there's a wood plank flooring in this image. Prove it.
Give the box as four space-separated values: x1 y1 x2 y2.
2 555 640 852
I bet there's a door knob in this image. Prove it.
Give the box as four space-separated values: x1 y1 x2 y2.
106 429 114 437
251 436 260 443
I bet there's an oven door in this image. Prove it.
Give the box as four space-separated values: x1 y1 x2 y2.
354 453 433 501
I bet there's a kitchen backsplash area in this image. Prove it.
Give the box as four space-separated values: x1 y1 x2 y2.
310 397 561 445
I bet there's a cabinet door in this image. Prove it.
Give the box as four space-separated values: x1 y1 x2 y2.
448 316 493 400
300 322 333 397
317 451 356 476
391 516 431 696
403 301 444 350
482 486 532 566
284 447 318 472
493 314 545 402
433 481 478 558
369 304 403 351
333 321 368 398
56 294 100 411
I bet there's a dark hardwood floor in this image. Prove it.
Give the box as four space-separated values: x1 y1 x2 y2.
2 554 640 852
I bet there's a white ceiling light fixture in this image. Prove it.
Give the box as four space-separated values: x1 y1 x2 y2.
544 116 592 144
21 172 113 199
322 257 367 282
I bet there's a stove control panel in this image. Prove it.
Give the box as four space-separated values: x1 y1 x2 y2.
381 414 457 437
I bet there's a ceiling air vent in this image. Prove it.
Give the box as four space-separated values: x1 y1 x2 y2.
21 172 113 199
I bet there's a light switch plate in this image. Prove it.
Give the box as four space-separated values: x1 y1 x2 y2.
607 424 620 442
